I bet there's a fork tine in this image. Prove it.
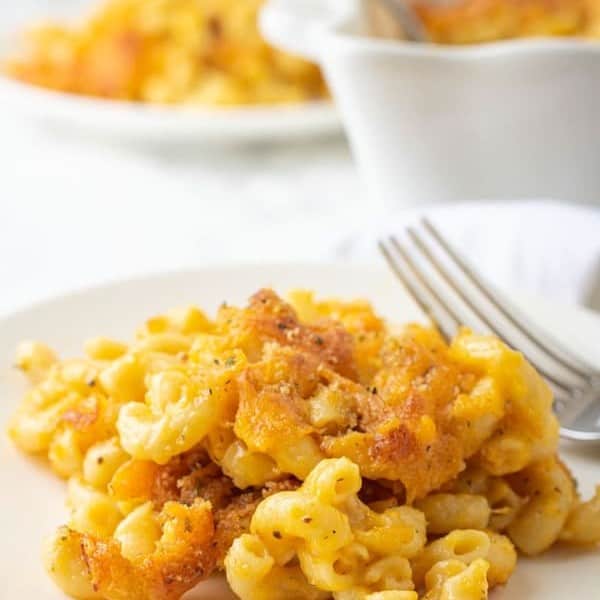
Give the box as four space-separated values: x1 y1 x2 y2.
379 239 456 341
389 236 465 336
406 227 580 396
422 218 599 381
378 241 434 324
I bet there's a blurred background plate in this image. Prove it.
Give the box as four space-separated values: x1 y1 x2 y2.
0 0 341 145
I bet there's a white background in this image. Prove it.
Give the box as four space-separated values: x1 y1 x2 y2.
0 1 374 313
0 117 367 314
2 1 600 317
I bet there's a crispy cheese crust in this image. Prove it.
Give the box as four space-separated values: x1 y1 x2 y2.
369 0 600 44
50 500 215 600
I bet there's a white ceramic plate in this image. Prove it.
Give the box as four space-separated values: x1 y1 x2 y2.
0 264 598 599
0 2 340 144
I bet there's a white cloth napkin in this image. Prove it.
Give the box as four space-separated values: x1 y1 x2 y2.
334 200 600 311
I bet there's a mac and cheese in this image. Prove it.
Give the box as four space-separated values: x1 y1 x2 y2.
369 0 600 45
5 0 327 106
7 288 600 600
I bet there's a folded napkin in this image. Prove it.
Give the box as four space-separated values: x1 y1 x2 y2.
334 200 600 311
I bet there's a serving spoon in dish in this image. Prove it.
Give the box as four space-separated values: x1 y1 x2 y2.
366 0 431 41
366 0 465 41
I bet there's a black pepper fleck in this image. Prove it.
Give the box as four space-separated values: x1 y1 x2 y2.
208 15 223 39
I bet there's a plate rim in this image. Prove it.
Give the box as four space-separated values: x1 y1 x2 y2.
2 261 600 328
0 72 336 117
0 72 341 140
0 263 384 322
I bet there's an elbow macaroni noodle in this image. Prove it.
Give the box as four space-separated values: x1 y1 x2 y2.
225 458 516 599
225 458 426 599
414 494 491 534
6 289 600 600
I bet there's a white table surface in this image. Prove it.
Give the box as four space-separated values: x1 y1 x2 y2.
4 112 600 319
0 113 372 316
2 2 600 318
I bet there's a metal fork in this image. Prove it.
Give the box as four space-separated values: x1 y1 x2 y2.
379 219 600 442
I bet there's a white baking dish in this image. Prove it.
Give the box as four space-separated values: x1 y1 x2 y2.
262 0 600 207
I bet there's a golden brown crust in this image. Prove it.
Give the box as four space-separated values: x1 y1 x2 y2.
73 500 216 600
110 443 300 568
412 0 587 44
219 289 358 379
231 319 486 501
234 348 320 455
212 479 300 567
319 328 475 500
